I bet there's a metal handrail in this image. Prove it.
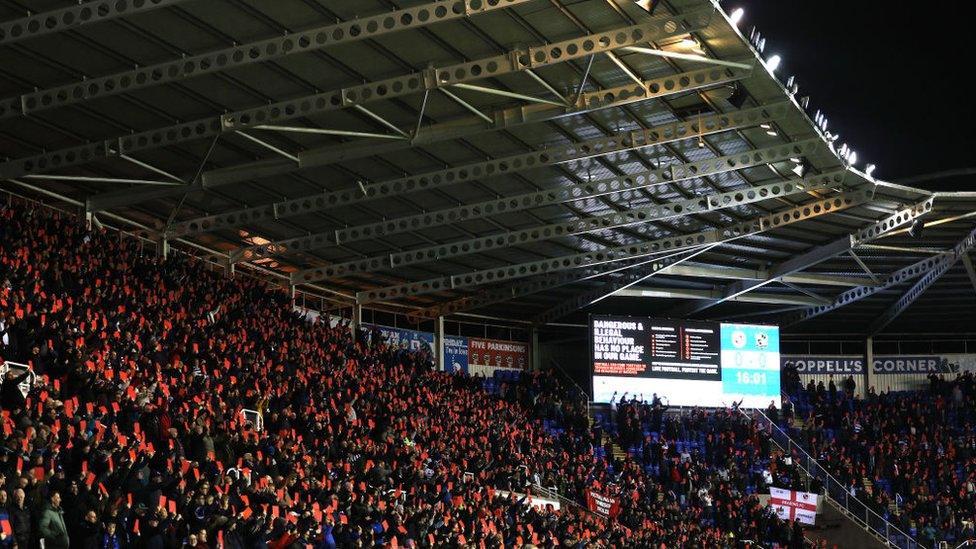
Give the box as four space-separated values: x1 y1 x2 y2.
741 406 923 548
547 357 590 402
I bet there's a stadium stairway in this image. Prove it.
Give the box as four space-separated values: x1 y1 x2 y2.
749 420 888 549
802 497 886 549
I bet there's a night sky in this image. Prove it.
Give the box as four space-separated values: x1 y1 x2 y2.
731 1 976 191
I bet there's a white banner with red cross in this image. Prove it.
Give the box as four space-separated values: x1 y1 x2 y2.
769 487 818 525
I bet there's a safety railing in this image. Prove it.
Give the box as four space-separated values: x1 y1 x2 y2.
741 407 923 548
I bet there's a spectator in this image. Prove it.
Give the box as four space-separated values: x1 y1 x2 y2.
0 200 800 548
843 375 855 395
100 522 120 549
77 510 102 549
0 365 29 412
38 492 69 549
7 490 30 549
788 371 976 545
0 491 12 549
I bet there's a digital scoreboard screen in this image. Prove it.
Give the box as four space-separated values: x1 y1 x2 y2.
591 315 780 408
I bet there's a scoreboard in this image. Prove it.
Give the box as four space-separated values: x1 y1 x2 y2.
591 315 780 408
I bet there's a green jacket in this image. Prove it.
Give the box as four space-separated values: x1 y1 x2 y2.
38 504 69 549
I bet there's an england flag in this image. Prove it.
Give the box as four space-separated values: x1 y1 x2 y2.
769 487 819 525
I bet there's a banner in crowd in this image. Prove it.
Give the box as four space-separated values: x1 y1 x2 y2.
366 324 436 357
292 305 343 328
444 336 470 373
443 336 529 376
0 361 34 399
783 354 976 375
470 338 528 371
586 490 621 518
494 490 561 512
768 488 818 524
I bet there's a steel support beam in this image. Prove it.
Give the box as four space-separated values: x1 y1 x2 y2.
660 263 876 288
357 192 866 303
87 62 748 212
533 192 875 324
850 197 934 246
867 227 976 334
206 64 746 191
321 111 801 243
183 101 783 241
0 0 187 49
0 0 534 119
405 259 875 324
848 249 880 284
0 10 710 180
782 254 963 327
962 254 976 296
666 197 936 317
450 83 565 106
21 174 182 186
406 265 624 323
220 11 712 131
289 163 842 283
614 286 827 306
622 46 754 70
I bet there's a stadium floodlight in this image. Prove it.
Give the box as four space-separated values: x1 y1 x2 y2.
634 0 659 14
730 8 745 26
848 150 857 165
766 54 782 72
865 164 877 177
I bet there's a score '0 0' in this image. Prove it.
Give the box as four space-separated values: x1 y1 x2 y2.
733 350 768 368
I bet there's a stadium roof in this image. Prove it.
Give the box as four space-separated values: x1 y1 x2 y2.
2 0 974 335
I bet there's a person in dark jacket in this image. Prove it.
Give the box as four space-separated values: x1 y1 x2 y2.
0 366 30 411
76 510 102 549
38 492 69 549
7 490 31 549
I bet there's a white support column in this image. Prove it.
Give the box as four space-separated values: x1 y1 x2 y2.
351 304 362 335
531 328 541 371
158 235 170 259
436 316 445 372
865 336 875 397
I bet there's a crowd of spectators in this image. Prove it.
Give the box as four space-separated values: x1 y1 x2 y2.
0 200 809 548
787 371 976 546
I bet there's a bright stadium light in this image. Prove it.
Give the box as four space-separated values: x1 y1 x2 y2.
848 150 857 165
866 164 877 177
766 54 781 72
730 8 745 26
